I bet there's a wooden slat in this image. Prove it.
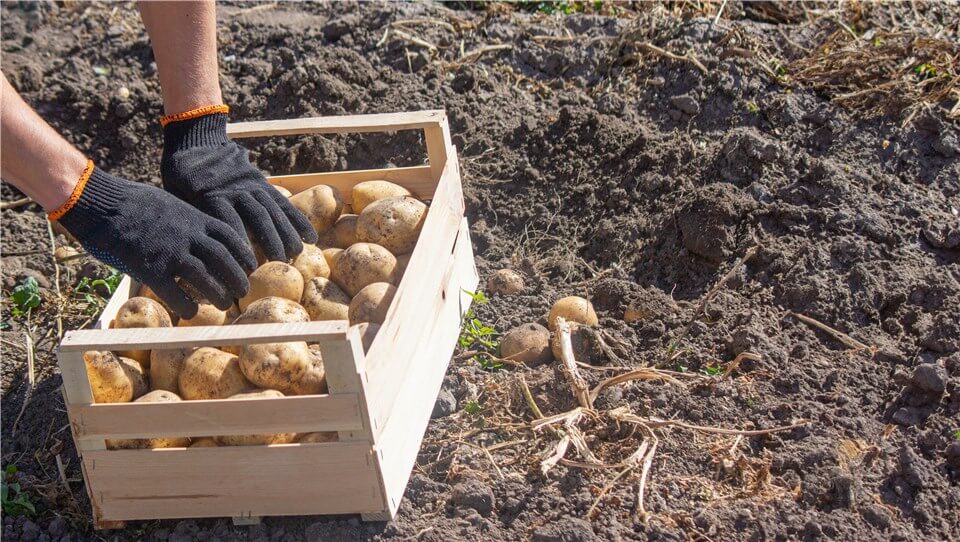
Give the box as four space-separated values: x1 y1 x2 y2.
227 110 445 139
59 321 348 352
424 119 452 185
320 327 379 443
267 165 434 199
372 219 478 516
86 442 383 522
94 276 135 330
363 146 465 432
73 394 362 439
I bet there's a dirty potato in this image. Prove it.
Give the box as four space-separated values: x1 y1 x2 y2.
178 347 252 400
356 197 427 255
84 351 148 403
238 262 304 311
106 390 191 450
348 282 397 325
289 185 343 235
301 277 351 321
350 180 412 214
335 242 397 296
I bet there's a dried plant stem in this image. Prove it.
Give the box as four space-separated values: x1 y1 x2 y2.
589 368 681 403
519 374 545 420
610 408 810 436
637 42 708 74
789 311 871 351
722 351 761 379
555 318 592 409
0 196 32 210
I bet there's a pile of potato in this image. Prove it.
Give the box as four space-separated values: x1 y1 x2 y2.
84 180 427 450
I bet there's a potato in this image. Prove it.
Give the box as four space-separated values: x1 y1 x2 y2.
342 204 354 215
286 348 327 395
547 296 598 331
335 243 397 296
550 321 598 365
301 277 350 321
189 437 218 448
239 341 314 394
333 214 359 248
349 282 397 325
234 297 310 325
84 351 148 403
351 180 412 214
356 197 427 255
394 253 411 282
138 284 176 320
112 297 173 369
239 262 304 311
487 269 524 296
214 390 297 446
178 347 252 400
322 247 343 271
500 323 552 365
289 185 343 235
355 322 380 353
149 348 192 393
178 304 231 327
106 391 191 450
273 185 293 198
298 432 339 444
292 244 330 283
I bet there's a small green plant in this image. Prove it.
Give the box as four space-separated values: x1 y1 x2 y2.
1 465 36 518
746 101 760 114
702 365 723 377
9 277 41 317
953 429 960 441
914 63 938 81
75 268 123 312
458 289 501 370
464 400 481 415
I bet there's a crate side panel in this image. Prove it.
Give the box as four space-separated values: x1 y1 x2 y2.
93 276 136 330
268 165 435 200
88 443 383 521
74 394 362 439
226 110 445 139
374 219 478 514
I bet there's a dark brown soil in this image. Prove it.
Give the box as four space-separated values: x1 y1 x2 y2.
2 2 959 541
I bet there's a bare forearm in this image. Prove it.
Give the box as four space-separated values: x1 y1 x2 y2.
0 73 87 211
139 1 222 114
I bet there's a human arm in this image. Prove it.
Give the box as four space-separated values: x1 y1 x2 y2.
0 73 255 317
139 1 317 260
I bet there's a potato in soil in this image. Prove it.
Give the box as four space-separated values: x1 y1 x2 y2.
548 296 598 330
302 277 351 321
213 390 297 446
178 347 252 400
112 296 172 369
84 351 148 403
335 242 397 296
289 184 343 235
150 348 193 394
487 269 524 296
106 390 191 450
551 321 599 365
234 296 310 325
356 196 427 255
239 262 304 311
500 323 552 365
351 180 412 214
349 282 397 325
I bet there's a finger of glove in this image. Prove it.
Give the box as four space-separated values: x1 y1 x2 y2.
192 239 250 302
205 219 258 274
204 198 248 242
177 255 233 310
268 189 318 244
236 195 285 262
255 190 305 257
150 278 199 319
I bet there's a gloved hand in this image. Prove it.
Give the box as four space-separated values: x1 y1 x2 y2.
160 109 317 262
55 163 257 318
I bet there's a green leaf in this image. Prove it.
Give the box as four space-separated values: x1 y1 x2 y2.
953 429 960 441
703 366 723 376
10 277 41 315
464 400 481 414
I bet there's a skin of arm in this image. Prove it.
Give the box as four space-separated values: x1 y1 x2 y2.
138 1 223 115
0 72 89 211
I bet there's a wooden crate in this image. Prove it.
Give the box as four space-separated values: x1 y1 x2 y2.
57 110 478 527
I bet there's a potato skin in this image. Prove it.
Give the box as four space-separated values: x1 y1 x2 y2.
239 262 304 311
336 243 397 297
289 185 343 235
348 282 397 325
550 321 599 365
298 432 339 443
351 180 412 214
487 269 525 296
292 244 330 283
214 390 297 446
333 214 359 248
84 351 148 403
113 297 173 368
178 304 231 327
273 185 293 198
189 437 218 448
149 348 193 393
286 348 327 395
500 323 552 365
234 297 310 325
239 342 313 394
137 285 176 321
394 253 411 283
547 296 599 331
301 277 351 321
356 197 428 255
178 347 253 400
106 391 191 450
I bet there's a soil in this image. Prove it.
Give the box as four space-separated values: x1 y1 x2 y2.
2 2 959 541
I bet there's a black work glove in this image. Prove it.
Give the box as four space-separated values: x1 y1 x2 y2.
160 112 317 262
57 166 257 318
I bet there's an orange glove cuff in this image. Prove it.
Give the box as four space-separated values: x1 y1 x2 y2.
48 159 94 221
159 104 230 127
